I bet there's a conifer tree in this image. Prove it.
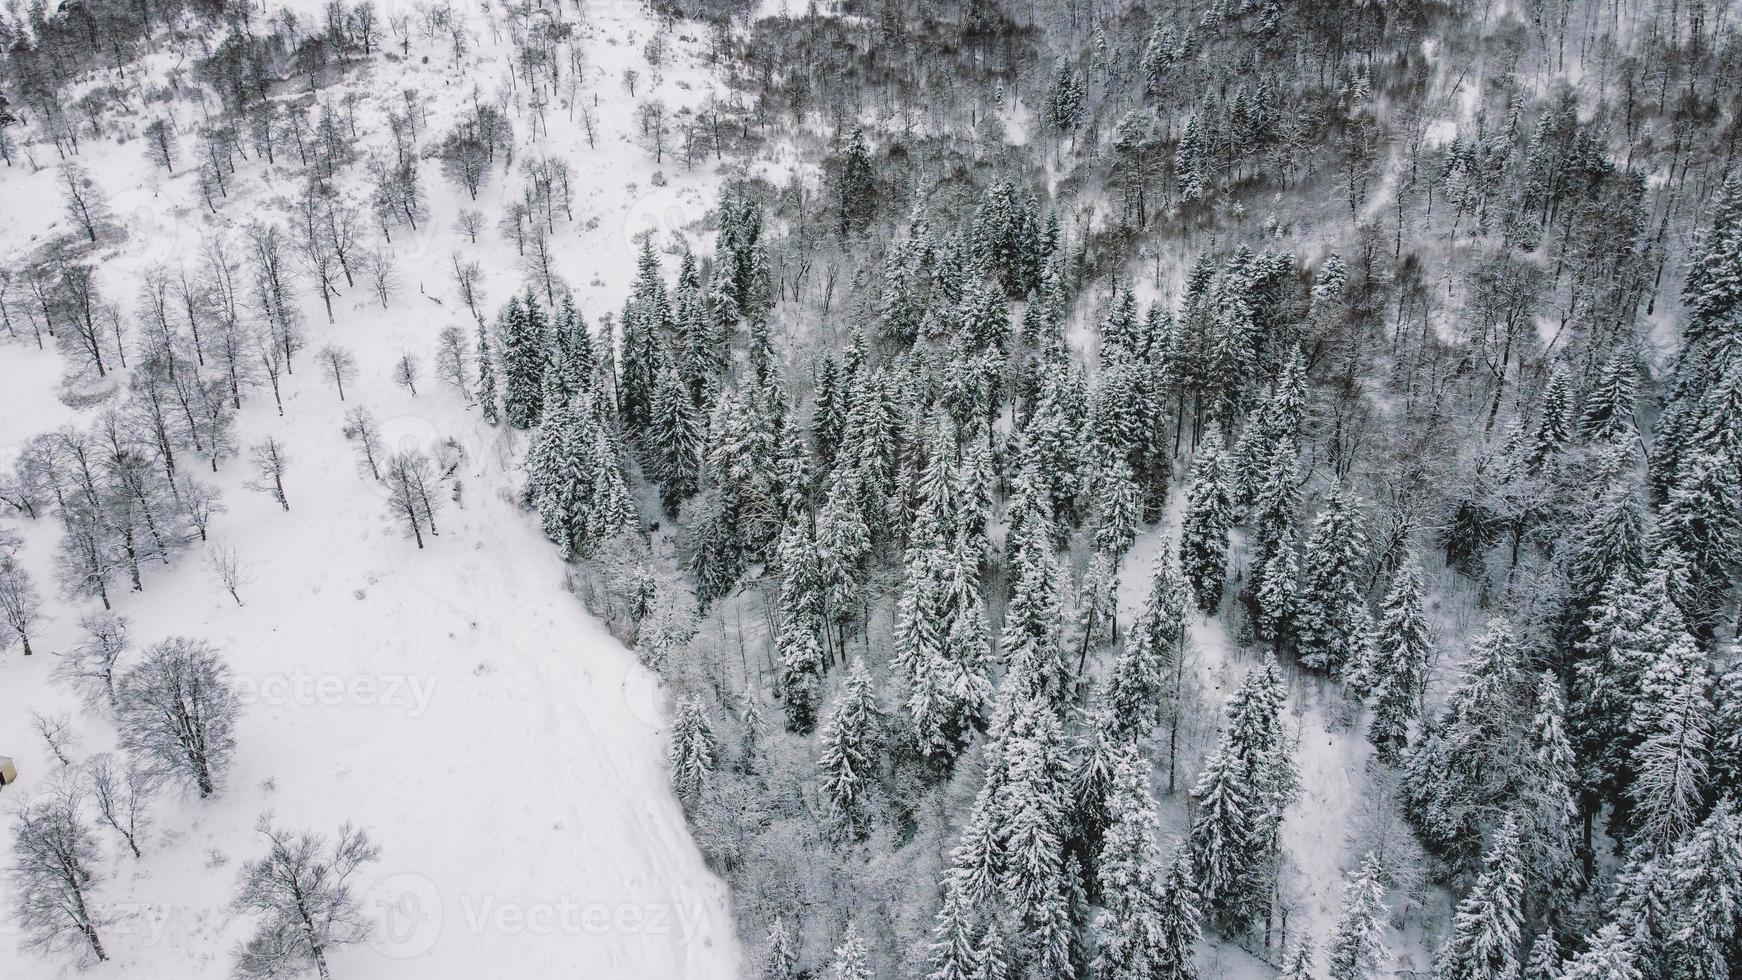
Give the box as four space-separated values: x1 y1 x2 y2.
1557 924 1640 980
475 317 500 425
1681 173 1742 342
1569 566 1680 824
1434 818 1524 980
1528 366 1575 467
1517 675 1580 920
619 243 669 438
498 293 547 429
1522 934 1560 980
1579 346 1639 441
947 782 1003 911
1363 560 1431 761
836 127 876 236
828 923 871 980
1296 489 1370 675
1251 540 1298 647
1658 800 1742 980
996 700 1069 922
1281 937 1316 980
1328 852 1388 980
764 916 798 980
1104 559 1185 742
777 523 828 733
1711 665 1742 800
1185 741 1254 918
1094 459 1142 559
1401 618 1526 865
928 874 982 980
670 696 715 809
1176 115 1208 202
648 363 702 513
818 658 881 831
1179 431 1234 611
1093 747 1180 980
1626 632 1711 855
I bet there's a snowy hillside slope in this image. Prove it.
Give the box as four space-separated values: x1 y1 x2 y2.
0 0 744 977
1116 511 1451 978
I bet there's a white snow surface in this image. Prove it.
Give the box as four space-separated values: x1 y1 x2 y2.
1117 506 1437 978
0 0 742 977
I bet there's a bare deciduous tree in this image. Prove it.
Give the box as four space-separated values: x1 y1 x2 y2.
394 351 421 396
343 408 385 480
53 611 129 711
246 438 291 511
59 162 106 241
206 541 251 606
454 208 484 243
9 782 108 963
116 637 240 798
318 344 358 401
231 818 380 980
31 711 78 766
85 753 154 859
0 531 42 655
435 325 469 393
175 474 225 542
385 450 441 548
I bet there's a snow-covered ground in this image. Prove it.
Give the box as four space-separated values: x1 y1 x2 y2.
0 0 743 976
1117 503 1440 978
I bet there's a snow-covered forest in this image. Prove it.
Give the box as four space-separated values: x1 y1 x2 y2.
1 0 1739 975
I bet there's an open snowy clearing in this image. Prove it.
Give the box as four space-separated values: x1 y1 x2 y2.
0 0 743 976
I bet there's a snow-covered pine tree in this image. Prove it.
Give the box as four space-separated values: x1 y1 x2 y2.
648 363 702 513
1154 854 1203 980
1251 539 1298 648
1092 746 1176 980
618 242 669 439
764 915 798 980
777 522 828 733
497 292 547 429
475 317 499 425
1281 936 1316 980
1295 488 1370 675
1363 559 1431 761
1516 674 1580 921
1681 172 1742 343
995 697 1070 937
1556 923 1641 980
1625 631 1711 855
1185 740 1254 922
1579 345 1639 441
827 922 871 980
927 872 982 980
1176 115 1208 202
1104 556 1185 742
1401 617 1527 866
1179 430 1234 611
817 658 881 831
1328 852 1388 980
1657 800 1742 980
670 696 715 809
1569 564 1681 829
1528 365 1575 468
1521 934 1560 980
1093 457 1142 559
1434 817 1525 980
